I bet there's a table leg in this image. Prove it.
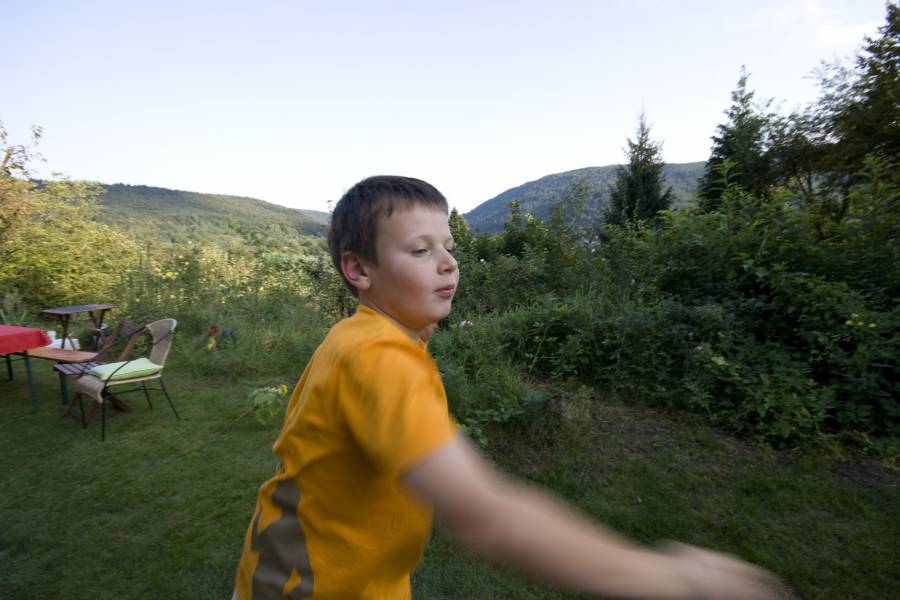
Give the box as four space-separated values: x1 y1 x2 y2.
90 309 110 349
23 352 38 413
93 309 109 331
59 315 71 350
5 354 12 381
58 370 69 405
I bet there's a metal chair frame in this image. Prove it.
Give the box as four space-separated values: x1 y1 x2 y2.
72 318 179 441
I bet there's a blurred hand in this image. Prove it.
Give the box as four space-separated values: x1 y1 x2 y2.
661 541 789 600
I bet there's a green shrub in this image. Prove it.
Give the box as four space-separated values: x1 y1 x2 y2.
430 319 538 447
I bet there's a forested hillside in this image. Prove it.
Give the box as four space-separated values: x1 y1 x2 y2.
464 162 703 233
96 183 327 249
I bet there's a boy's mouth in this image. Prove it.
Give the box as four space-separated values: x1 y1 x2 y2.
435 285 455 299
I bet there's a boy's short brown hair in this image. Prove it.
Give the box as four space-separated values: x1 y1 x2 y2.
328 175 448 292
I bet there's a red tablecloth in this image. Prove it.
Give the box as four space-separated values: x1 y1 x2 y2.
0 325 52 355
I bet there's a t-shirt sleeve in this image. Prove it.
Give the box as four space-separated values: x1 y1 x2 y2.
339 339 457 477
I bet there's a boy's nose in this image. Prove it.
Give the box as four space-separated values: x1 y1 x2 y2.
439 249 458 273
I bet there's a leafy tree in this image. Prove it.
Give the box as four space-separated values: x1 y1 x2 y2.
825 3 899 169
698 68 777 210
0 123 140 309
0 123 42 263
604 112 673 225
784 4 899 222
759 4 899 227
544 179 592 293
448 207 474 252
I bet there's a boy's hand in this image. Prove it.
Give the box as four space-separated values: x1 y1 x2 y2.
419 322 439 345
660 541 789 599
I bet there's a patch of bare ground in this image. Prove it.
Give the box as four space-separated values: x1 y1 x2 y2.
830 458 899 493
494 385 899 494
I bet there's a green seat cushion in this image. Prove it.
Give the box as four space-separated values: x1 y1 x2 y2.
89 358 163 381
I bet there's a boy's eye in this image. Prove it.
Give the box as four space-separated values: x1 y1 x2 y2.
446 247 455 255
412 248 428 256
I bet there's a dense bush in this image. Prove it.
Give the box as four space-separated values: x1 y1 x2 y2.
430 319 537 447
449 162 898 448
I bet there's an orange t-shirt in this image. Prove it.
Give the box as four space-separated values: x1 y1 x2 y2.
234 305 458 599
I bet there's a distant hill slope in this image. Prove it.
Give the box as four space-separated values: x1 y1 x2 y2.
464 162 704 233
95 184 328 248
299 209 331 224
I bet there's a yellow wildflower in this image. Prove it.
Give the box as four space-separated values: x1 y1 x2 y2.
869 323 877 329
845 320 853 326
279 384 289 396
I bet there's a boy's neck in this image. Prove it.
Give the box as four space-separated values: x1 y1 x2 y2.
358 295 421 343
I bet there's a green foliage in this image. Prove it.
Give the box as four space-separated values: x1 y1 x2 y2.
451 188 596 318
0 123 41 263
759 4 899 225
605 112 674 225
0 124 143 310
698 67 779 209
294 249 356 319
814 4 899 189
0 187 142 310
247 384 291 425
448 207 474 252
96 183 326 249
429 320 534 447
450 127 897 448
0 289 32 326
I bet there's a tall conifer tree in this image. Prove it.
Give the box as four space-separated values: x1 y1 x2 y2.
604 112 673 226
698 68 775 210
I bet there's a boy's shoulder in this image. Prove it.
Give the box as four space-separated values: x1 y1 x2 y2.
322 305 425 362
307 308 437 398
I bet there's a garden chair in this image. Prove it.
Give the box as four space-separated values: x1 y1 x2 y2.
72 318 179 441
49 319 147 409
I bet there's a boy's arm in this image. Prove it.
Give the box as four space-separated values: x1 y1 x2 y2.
401 435 782 600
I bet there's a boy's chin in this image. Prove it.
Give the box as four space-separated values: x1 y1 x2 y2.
435 305 453 321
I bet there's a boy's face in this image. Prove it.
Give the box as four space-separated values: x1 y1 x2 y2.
354 204 458 338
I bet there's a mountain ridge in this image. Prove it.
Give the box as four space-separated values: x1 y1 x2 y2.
463 161 705 233
89 162 705 245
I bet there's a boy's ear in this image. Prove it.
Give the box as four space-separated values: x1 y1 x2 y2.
340 251 372 292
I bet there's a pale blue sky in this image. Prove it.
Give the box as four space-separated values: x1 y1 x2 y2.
2 0 887 213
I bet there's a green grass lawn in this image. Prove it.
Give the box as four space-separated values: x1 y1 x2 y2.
1 358 897 599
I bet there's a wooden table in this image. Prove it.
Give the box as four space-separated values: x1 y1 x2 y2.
41 304 114 350
0 325 52 413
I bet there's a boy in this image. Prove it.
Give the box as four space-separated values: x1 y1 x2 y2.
233 175 782 599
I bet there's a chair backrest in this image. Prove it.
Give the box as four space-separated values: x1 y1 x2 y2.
146 318 177 366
